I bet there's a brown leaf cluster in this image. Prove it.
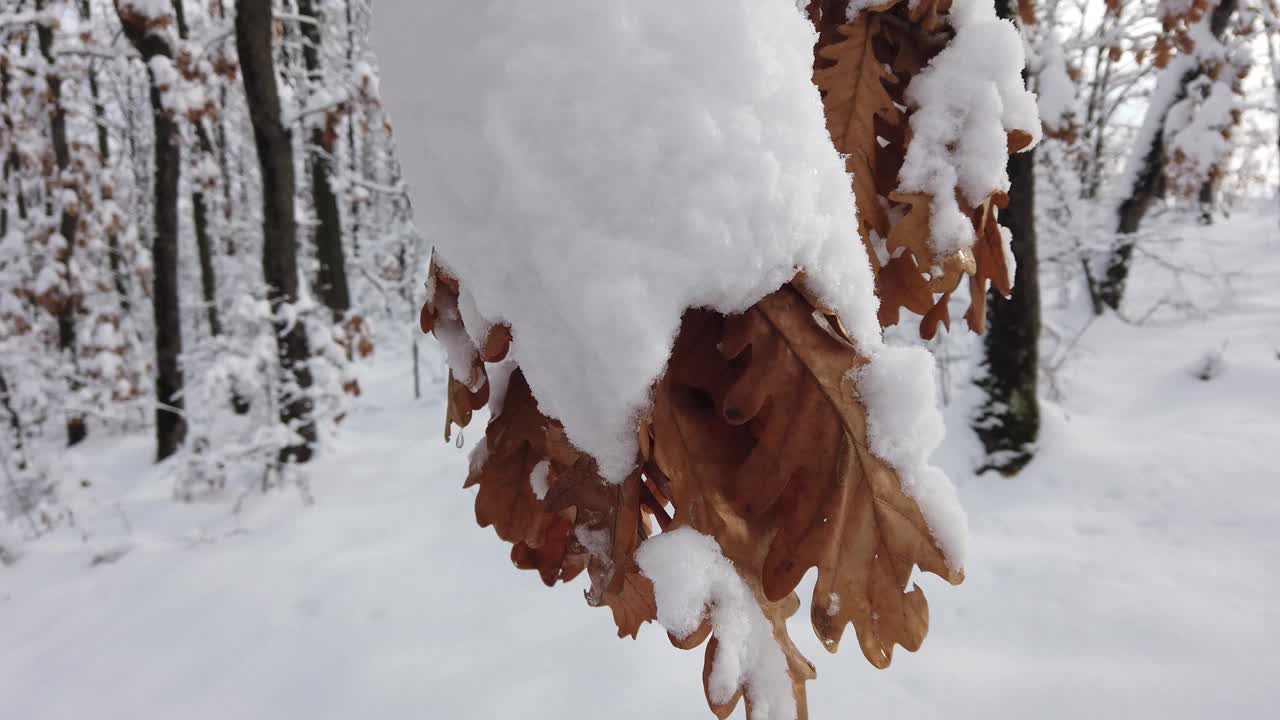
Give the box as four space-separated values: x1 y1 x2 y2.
423 269 960 719
416 3 1002 717
810 0 1021 339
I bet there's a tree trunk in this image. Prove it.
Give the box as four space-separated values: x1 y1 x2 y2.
1099 0 1238 312
193 182 222 336
170 0 223 337
0 368 29 473
119 3 188 461
236 0 317 464
1 54 11 238
1265 22 1279 212
298 0 351 319
36 1 87 447
345 0 362 259
974 0 1041 476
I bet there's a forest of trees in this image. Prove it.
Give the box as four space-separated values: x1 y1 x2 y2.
0 2 1277 718
1 0 422 528
1 0 1277 538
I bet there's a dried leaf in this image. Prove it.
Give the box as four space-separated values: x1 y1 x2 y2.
649 284 962 717
815 16 902 253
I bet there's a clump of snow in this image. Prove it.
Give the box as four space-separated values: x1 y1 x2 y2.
898 0 1041 254
528 460 550 501
999 224 1018 283
147 56 180 113
853 346 968 570
372 0 969 566
1032 33 1077 135
374 0 883 482
1166 76 1235 183
637 527 796 720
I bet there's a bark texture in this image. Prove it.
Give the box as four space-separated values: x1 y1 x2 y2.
974 0 1041 476
172 0 223 337
236 0 317 464
119 4 188 461
36 0 87 447
298 0 351 318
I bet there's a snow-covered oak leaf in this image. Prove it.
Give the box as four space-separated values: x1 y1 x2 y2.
546 462 659 638
814 14 901 259
882 192 975 338
699 596 817 720
511 513 586 587
454 363 657 636
876 254 936 328
812 1 1036 339
390 1 980 715
604 562 659 640
422 263 489 440
646 284 961 717
963 199 1013 334
637 527 816 720
465 370 554 547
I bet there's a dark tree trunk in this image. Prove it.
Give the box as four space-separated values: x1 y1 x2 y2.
237 0 317 464
119 3 188 462
1099 0 1238 312
345 0 362 258
974 0 1041 476
0 369 29 473
1 56 10 237
36 1 87 447
193 183 222 336
1197 176 1217 225
298 0 351 319
171 0 223 337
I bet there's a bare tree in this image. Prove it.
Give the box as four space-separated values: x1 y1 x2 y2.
35 0 86 447
170 0 223 337
117 0 187 461
297 0 351 319
236 0 317 464
1100 0 1239 312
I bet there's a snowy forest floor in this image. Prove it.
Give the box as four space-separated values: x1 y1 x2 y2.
3 206 1279 719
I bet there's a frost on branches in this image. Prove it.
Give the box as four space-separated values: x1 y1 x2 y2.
374 0 1035 717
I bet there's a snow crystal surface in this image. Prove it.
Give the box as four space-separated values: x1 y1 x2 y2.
374 0 883 482
898 0 1041 253
637 527 796 720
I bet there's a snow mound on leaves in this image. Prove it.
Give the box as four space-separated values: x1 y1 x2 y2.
898 0 1042 253
372 0 965 565
637 527 796 720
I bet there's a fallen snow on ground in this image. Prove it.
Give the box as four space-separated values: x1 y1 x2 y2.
2 208 1279 719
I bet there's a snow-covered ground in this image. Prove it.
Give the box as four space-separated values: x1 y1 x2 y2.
2 207 1278 719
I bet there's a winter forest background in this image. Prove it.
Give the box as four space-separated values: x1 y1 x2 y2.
2 1 1279 719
